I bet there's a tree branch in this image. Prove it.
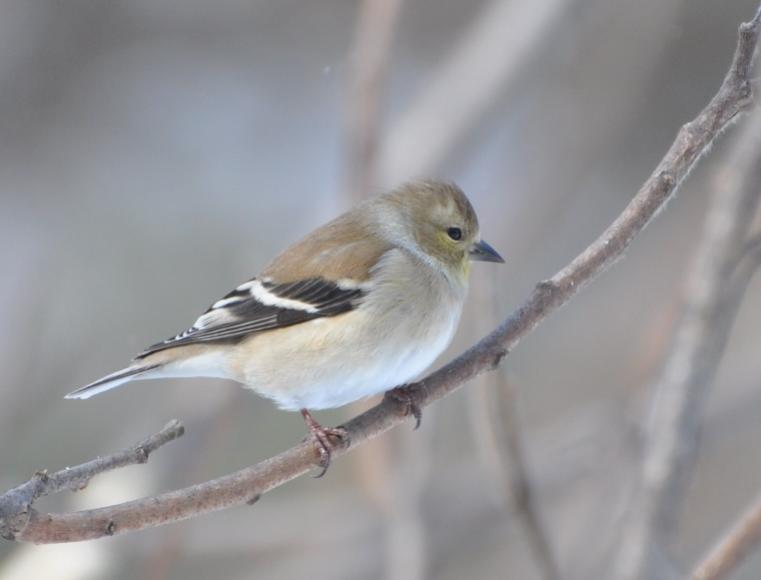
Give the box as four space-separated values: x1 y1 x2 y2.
613 107 761 580
469 271 561 580
612 78 761 580
682 231 761 580
344 0 404 200
1 3 760 546
377 0 575 185
496 372 562 580
691 488 761 580
0 420 184 541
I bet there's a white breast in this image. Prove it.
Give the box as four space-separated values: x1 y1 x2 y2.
237 249 467 411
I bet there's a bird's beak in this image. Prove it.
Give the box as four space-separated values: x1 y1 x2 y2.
469 239 504 263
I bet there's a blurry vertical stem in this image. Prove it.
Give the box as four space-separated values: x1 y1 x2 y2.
377 0 575 185
344 3 430 578
142 392 240 580
496 371 561 580
345 0 404 199
688 234 761 580
467 376 509 506
470 270 561 580
613 100 761 579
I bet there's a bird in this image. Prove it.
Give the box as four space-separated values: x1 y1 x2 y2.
66 180 504 473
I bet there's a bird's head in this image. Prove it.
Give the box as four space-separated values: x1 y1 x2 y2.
381 180 504 282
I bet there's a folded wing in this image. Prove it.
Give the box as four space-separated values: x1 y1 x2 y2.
135 277 365 359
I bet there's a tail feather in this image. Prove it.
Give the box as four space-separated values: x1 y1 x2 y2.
65 364 162 400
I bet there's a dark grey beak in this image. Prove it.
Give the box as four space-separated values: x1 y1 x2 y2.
469 239 504 263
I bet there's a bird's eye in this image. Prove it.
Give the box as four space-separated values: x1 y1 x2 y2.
447 227 463 241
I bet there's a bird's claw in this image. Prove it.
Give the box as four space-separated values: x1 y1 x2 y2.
300 409 349 477
309 426 349 478
386 385 422 430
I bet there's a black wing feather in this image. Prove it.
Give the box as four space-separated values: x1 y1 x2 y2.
135 277 364 359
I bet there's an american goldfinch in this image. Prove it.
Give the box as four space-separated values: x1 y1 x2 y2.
66 181 503 470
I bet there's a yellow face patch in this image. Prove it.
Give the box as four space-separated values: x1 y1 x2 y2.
460 259 471 280
436 229 455 247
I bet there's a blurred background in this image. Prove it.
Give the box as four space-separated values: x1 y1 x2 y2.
2 0 761 579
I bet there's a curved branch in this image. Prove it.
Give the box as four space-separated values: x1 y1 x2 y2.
0 420 184 541
692 489 761 580
612 107 761 580
1 3 760 545
613 17 761 577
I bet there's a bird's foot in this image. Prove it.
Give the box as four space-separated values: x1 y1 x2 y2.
386 384 422 430
300 409 349 478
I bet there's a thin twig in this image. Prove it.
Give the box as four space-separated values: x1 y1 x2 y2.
466 376 508 506
723 231 761 309
689 238 761 580
343 5 431 576
469 269 561 580
683 231 761 580
377 0 575 185
344 0 404 199
612 23 761 580
0 4 759 545
692 484 761 579
495 372 562 580
142 391 240 580
0 420 184 541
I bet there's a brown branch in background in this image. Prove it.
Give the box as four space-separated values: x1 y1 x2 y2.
468 271 561 580
384 418 435 580
718 231 761 323
344 0 404 199
142 392 241 580
685 233 761 580
612 43 761 580
495 372 561 580
466 377 507 505
377 0 575 185
343 4 434 578
0 420 184 541
692 478 761 579
342 4 427 577
0 4 758 546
